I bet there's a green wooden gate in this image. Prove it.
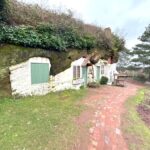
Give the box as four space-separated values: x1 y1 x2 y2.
96 66 100 82
82 66 87 86
31 63 49 84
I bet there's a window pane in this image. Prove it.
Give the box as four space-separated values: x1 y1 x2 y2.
101 65 104 74
77 66 80 79
73 66 76 79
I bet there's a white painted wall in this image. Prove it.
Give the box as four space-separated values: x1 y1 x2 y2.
49 58 85 92
94 60 118 85
9 57 51 96
104 63 118 84
94 60 106 82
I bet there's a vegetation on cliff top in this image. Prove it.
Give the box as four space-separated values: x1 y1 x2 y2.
0 0 125 56
0 24 96 51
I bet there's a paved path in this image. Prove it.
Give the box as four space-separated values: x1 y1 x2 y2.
77 81 143 150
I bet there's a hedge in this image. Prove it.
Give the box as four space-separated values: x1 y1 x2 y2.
0 24 96 51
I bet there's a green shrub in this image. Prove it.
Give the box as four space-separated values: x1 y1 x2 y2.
80 85 85 89
100 76 108 84
87 82 100 88
0 24 96 51
133 74 147 83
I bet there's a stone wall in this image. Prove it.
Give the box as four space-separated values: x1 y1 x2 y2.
9 57 51 96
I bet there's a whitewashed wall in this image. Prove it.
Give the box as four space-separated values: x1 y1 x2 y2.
9 57 51 96
50 59 118 92
104 63 118 84
49 58 85 92
93 60 118 85
93 60 106 82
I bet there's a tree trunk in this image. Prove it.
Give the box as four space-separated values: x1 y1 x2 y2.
148 72 150 81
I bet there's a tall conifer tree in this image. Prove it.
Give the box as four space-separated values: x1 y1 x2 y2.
0 0 7 23
130 24 150 80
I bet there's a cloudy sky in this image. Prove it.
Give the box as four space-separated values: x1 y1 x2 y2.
18 0 150 49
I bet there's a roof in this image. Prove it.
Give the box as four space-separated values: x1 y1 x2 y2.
81 56 91 66
71 55 109 67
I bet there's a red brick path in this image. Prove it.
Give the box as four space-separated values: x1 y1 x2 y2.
80 81 143 150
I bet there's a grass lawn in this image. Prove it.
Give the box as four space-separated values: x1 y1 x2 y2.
0 89 86 150
122 88 150 150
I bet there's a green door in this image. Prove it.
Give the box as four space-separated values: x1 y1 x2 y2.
96 66 100 82
82 66 87 86
31 63 49 84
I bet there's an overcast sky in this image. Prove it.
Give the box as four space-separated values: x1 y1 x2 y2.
18 0 150 49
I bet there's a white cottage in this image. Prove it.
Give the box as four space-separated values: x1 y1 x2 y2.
9 56 118 96
94 60 118 84
9 57 51 96
49 56 118 92
79 58 113 84
49 58 86 92
93 59 108 82
104 63 118 84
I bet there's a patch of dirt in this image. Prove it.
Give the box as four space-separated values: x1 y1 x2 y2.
137 92 150 127
75 80 143 150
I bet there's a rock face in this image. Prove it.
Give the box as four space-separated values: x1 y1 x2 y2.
90 53 101 64
9 57 51 96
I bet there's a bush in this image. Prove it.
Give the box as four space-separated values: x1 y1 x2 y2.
100 76 108 84
80 85 85 89
87 82 100 88
133 74 147 83
0 24 96 51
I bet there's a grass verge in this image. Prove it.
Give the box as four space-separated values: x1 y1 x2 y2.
122 88 150 150
0 89 86 150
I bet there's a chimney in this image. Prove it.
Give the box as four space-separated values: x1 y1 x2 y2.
104 27 112 39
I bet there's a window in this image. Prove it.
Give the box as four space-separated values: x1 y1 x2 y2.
101 65 104 74
31 63 49 84
73 66 80 79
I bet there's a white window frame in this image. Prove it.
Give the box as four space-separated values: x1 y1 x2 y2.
101 65 105 75
73 66 81 80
